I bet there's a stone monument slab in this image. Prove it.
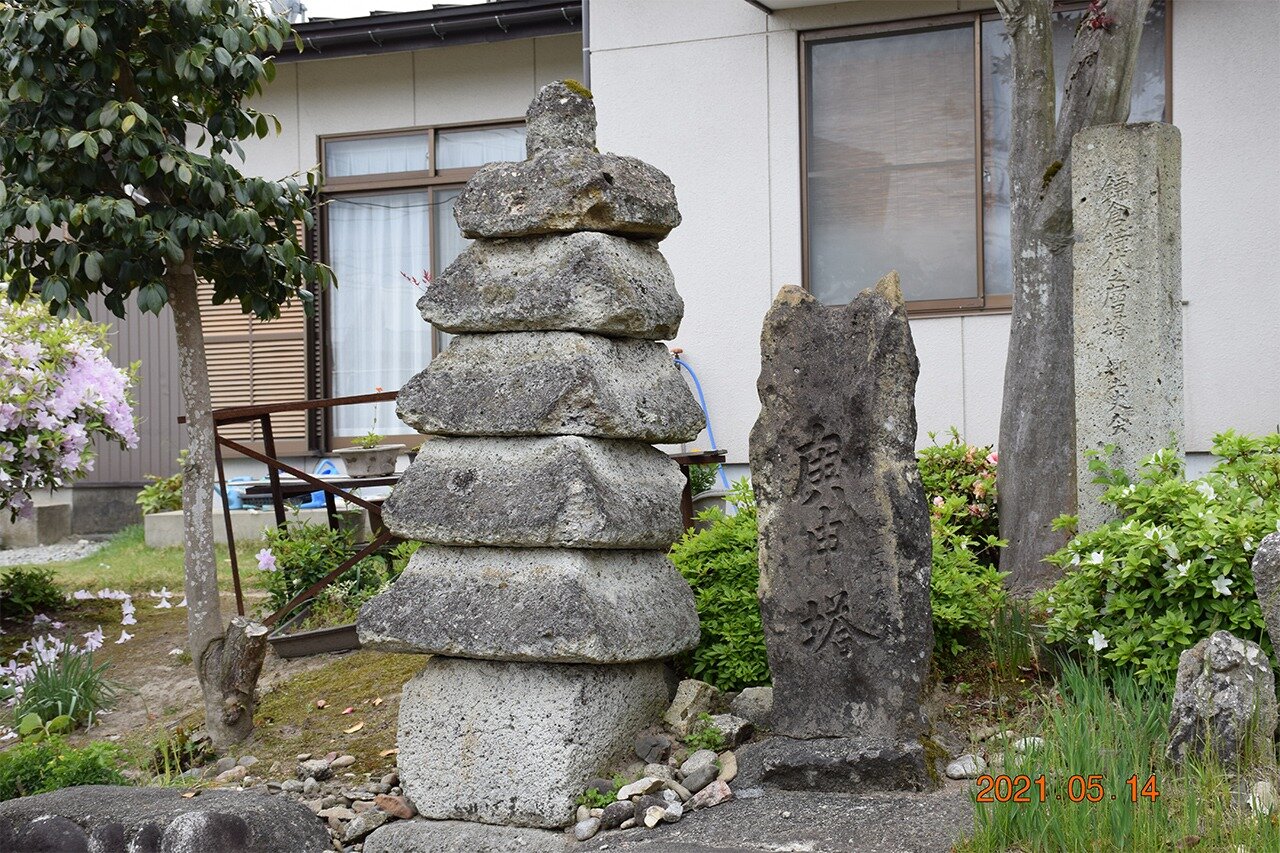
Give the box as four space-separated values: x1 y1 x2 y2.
1073 122 1183 530
747 275 933 790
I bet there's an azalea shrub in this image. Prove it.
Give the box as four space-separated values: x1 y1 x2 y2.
1037 431 1280 683
0 298 137 519
670 480 769 692
919 431 1007 660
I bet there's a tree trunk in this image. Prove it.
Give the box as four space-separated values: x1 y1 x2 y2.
994 0 1151 593
167 253 268 746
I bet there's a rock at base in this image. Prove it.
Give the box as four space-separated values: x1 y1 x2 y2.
749 278 932 742
0 785 329 853
421 233 682 339
382 436 684 549
1167 630 1278 767
364 818 569 853
398 658 669 828
455 149 680 241
397 332 704 443
1252 533 1280 663
735 736 933 794
357 546 699 662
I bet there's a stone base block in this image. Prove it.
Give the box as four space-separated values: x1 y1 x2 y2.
357 546 699 663
399 658 670 828
365 819 569 853
1 503 70 549
736 736 933 793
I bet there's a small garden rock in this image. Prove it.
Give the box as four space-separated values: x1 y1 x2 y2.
717 751 738 783
679 749 718 778
729 687 773 730
708 714 754 747
663 801 684 823
331 755 356 769
318 806 356 821
303 778 322 797
664 679 720 736
298 759 331 782
573 816 601 841
689 780 733 810
945 754 987 780
282 780 304 794
682 763 718 795
619 817 637 830
600 800 634 830
664 780 692 801
1012 737 1044 753
636 733 672 764
616 777 664 800
1168 630 1278 767
215 765 247 785
342 811 389 843
643 763 677 782
643 805 666 828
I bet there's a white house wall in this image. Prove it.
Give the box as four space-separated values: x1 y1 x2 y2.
236 34 582 180
590 0 1280 466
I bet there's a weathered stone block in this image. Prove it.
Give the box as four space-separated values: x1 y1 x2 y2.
1252 533 1280 663
1167 630 1277 767
455 148 680 241
398 332 703 443
381 436 684 548
365 819 570 853
749 276 932 743
397 658 669 828
357 546 699 662
525 80 595 158
736 736 931 793
420 232 682 339
1073 122 1183 531
0 785 329 853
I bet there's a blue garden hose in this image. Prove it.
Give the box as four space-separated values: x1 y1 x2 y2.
673 355 731 490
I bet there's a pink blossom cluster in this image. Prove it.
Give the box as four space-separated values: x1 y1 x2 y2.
0 299 138 519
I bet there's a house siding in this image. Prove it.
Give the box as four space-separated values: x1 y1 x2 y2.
590 0 1280 467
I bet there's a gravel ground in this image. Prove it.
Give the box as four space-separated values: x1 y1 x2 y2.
570 782 974 853
0 538 106 567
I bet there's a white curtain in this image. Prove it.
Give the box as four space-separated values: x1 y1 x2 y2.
327 191 432 436
325 134 429 178
437 126 525 170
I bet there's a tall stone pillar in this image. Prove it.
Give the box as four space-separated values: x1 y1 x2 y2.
1073 122 1182 530
359 82 703 852
740 276 935 793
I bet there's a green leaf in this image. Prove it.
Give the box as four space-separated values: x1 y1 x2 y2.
68 131 88 149
176 164 192 185
84 252 102 281
83 135 99 159
64 23 81 49
120 114 136 133
80 24 98 54
45 714 74 734
17 713 42 736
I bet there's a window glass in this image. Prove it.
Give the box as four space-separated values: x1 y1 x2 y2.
326 191 432 436
325 134 429 178
807 26 979 305
437 126 526 170
980 1 1166 296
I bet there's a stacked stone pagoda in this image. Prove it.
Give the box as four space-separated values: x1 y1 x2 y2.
358 81 702 850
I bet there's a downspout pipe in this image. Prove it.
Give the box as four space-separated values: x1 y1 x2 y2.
581 0 591 88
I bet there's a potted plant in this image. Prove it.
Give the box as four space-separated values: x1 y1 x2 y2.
334 394 404 477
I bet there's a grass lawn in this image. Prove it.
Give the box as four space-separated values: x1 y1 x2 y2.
36 524 259 593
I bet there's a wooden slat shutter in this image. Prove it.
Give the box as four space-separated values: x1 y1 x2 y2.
200 222 311 451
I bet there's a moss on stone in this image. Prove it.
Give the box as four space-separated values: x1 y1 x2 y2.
562 78 593 99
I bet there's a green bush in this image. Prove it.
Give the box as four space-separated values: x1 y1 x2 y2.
135 471 182 515
919 430 1007 661
0 736 125 801
669 481 769 692
0 566 65 618
689 463 719 497
14 648 118 728
259 519 407 620
1038 431 1280 683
